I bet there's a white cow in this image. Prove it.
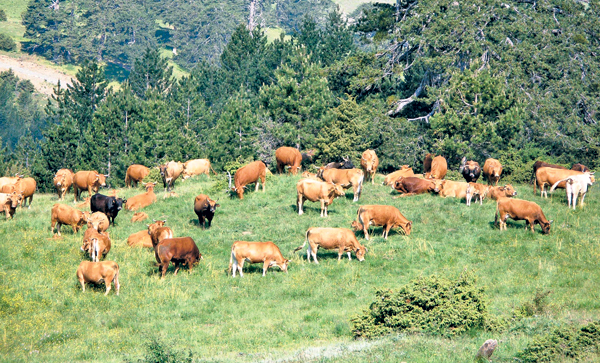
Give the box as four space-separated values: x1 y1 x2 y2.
550 173 594 209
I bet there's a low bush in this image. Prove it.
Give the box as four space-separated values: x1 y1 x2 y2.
0 10 6 22
0 33 16 51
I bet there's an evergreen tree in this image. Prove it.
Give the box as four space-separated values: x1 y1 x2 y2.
128 48 174 99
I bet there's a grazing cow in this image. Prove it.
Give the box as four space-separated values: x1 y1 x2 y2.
301 171 319 180
156 236 202 278
0 192 23 219
229 241 289 277
531 161 567 183
2 177 36 208
275 147 303 175
182 159 217 180
488 184 517 200
436 180 469 198
50 204 90 236
0 175 21 190
296 179 345 217
87 212 110 232
351 205 412 240
460 158 481 183
360 150 379 184
483 159 503 186
125 182 156 211
550 173 594 209
534 167 589 197
76 260 120 296
383 165 415 186
294 227 366 263
73 171 107 202
228 160 268 200
125 164 150 188
131 212 149 223
194 194 220 229
159 161 184 192
127 230 153 248
393 177 438 197
495 198 552 234
81 232 111 261
425 156 447 179
318 168 364 202
90 194 126 225
571 163 590 173
53 169 74 201
466 183 490 206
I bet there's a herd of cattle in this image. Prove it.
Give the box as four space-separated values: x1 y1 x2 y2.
0 148 594 295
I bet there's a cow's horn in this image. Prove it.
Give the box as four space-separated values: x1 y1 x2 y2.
104 174 109 177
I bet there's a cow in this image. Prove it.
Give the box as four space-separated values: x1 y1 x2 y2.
1 177 36 208
90 194 126 225
0 192 23 220
318 168 364 202
50 204 90 236
392 177 438 197
228 160 268 200
0 175 21 190
301 149 315 168
425 155 447 179
127 230 153 248
531 161 567 184
351 205 412 240
301 171 319 180
495 198 552 234
81 231 111 262
483 159 503 186
488 184 518 200
148 220 174 263
294 227 366 263
131 212 149 222
435 180 469 198
550 173 594 209
534 167 589 198
194 194 220 229
53 169 74 201
320 157 355 171
87 212 110 232
125 182 156 211
125 164 150 188
73 171 107 202
423 153 434 175
159 161 184 192
275 147 303 175
466 183 490 206
460 158 481 183
182 159 217 180
228 241 289 277
360 150 379 184
296 179 345 217
383 165 415 186
76 260 120 296
571 163 590 173
155 236 202 278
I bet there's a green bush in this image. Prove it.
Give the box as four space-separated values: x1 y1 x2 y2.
144 167 163 185
127 336 193 363
0 10 6 22
351 270 500 338
0 33 16 51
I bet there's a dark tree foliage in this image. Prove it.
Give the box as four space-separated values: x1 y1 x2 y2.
128 48 174 99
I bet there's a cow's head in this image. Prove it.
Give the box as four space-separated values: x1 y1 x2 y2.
8 192 23 208
400 221 412 236
501 184 517 197
143 182 157 192
79 211 90 226
159 164 167 178
432 179 444 193
208 198 220 213
540 219 553 234
94 174 108 188
355 245 367 261
275 259 290 273
329 183 345 198
393 177 404 190
351 220 362 231
147 220 167 235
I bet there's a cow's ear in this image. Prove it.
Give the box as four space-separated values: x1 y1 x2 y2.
215 204 220 207
162 219 167 223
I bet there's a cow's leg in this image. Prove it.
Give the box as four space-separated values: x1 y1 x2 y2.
277 162 283 174
104 277 113 296
160 261 169 279
262 261 270 276
579 192 586 208
320 200 325 217
306 244 312 262
237 258 244 277
73 187 78 202
261 175 265 192
231 257 238 277
79 279 86 292
255 182 260 192
199 215 205 229
207 216 213 228
298 195 304 215
363 225 370 240
347 252 352 260
569 190 576 209
173 261 180 276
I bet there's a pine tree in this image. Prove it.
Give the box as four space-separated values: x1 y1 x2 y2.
128 48 174 99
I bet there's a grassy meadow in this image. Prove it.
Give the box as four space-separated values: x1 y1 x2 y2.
0 172 599 362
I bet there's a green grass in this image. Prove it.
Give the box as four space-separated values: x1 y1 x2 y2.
0 0 28 20
0 172 599 362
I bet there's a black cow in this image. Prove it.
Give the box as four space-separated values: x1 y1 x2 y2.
193 194 219 229
323 156 355 170
90 193 126 225
459 157 481 183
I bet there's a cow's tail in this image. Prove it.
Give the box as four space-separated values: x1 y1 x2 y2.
494 202 499 228
113 262 120 292
294 229 310 253
533 173 538 194
125 173 130 187
210 165 218 176
228 246 235 274
550 177 571 193
357 174 364 195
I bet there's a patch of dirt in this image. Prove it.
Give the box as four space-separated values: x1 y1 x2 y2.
0 54 73 95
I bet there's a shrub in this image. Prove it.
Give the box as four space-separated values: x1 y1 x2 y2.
0 33 16 51
0 10 6 22
351 270 499 338
127 336 193 363
516 290 552 318
144 166 162 185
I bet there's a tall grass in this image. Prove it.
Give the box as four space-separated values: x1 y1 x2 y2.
0 173 598 362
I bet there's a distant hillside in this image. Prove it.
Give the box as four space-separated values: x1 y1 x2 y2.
333 0 395 14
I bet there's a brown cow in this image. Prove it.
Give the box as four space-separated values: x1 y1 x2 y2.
229 241 289 277
0 192 23 219
534 167 587 197
294 227 366 263
148 220 174 263
51 204 90 236
351 205 412 240
488 184 518 200
87 212 109 232
76 260 120 296
81 231 111 262
275 147 303 175
360 149 379 184
0 175 21 191
159 161 184 192
182 159 217 180
228 160 268 200
393 177 438 197
73 171 107 202
125 164 150 188
383 165 415 186
466 183 490 206
156 237 202 278
423 154 434 174
1 177 36 208
530 161 567 184
296 179 345 217
54 169 74 201
127 230 153 248
194 194 220 229
495 198 552 234
125 182 157 211
483 158 503 186
426 156 447 179
436 180 469 198
318 168 364 202
131 212 149 222
571 163 590 173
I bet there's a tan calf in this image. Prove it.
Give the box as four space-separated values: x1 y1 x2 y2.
127 230 153 248
296 179 345 217
360 149 379 184
294 227 366 263
76 260 120 296
351 205 412 240
125 182 157 211
466 183 490 206
488 184 517 200
229 241 289 277
131 212 149 222
0 192 23 219
383 165 414 186
228 160 268 200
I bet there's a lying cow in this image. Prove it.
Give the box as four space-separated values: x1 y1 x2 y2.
495 198 552 234
127 230 153 248
156 236 202 278
125 164 150 188
488 184 517 200
76 260 120 296
54 169 74 201
182 159 217 180
534 167 588 198
229 241 289 277
460 158 481 183
131 212 149 222
301 171 319 180
194 194 220 229
51 203 89 236
393 177 438 197
351 205 412 240
73 171 107 202
435 180 469 198
466 183 490 206
296 179 345 217
228 160 268 200
318 168 364 202
550 173 594 209
360 150 379 184
125 182 156 211
483 158 503 186
383 165 415 186
275 147 302 175
91 193 126 225
294 227 366 263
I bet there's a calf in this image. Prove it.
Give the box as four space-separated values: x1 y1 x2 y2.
87 211 109 232
296 179 345 217
275 147 303 175
81 232 111 262
466 183 490 206
125 164 150 188
76 260 120 296
228 160 268 200
393 177 437 197
360 149 379 184
550 173 594 209
127 230 153 248
294 227 366 263
318 168 364 202
54 169 74 201
426 156 447 179
383 165 414 186
125 182 156 211
229 241 289 277
194 194 220 229
351 205 412 240
495 198 552 234
156 237 202 278
0 192 23 219
50 203 89 236
483 158 503 186
91 193 126 225
436 180 469 198
460 158 481 183
131 212 149 222
488 184 517 200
